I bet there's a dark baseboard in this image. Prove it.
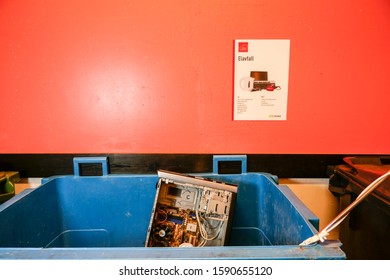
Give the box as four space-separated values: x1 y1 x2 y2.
0 153 374 178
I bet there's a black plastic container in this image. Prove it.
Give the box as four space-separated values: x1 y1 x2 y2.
328 157 390 259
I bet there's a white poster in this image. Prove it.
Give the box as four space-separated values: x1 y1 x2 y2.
234 39 290 120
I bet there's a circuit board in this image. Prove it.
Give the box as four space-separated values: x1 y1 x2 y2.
146 170 237 248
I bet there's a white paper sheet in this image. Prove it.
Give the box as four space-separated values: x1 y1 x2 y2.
234 39 290 121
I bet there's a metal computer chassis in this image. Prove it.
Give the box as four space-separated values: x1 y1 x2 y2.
145 170 237 248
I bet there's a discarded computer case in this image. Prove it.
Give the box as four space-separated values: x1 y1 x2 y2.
145 170 237 248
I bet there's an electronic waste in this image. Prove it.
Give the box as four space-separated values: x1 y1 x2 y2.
145 170 237 248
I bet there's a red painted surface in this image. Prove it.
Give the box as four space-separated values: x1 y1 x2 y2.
1 0 389 154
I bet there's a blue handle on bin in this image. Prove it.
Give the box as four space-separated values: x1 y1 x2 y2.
73 157 109 176
212 155 247 174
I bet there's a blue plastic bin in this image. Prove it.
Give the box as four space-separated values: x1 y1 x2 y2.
0 156 345 259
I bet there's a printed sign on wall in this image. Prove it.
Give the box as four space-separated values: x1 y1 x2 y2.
234 39 290 120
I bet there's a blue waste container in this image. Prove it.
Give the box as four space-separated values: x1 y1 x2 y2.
0 155 345 259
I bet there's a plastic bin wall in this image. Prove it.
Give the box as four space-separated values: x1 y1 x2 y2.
0 156 345 259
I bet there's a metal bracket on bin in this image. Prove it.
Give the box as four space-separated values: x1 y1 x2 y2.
73 157 109 176
213 155 247 174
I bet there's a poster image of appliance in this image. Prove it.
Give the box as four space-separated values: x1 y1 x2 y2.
240 71 281 92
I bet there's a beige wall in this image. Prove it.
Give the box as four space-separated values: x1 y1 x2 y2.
280 178 340 240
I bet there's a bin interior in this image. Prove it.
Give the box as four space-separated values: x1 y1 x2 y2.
0 173 317 248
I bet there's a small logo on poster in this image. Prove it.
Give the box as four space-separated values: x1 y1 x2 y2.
238 42 248 52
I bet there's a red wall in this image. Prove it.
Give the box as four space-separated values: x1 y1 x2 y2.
1 0 389 154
